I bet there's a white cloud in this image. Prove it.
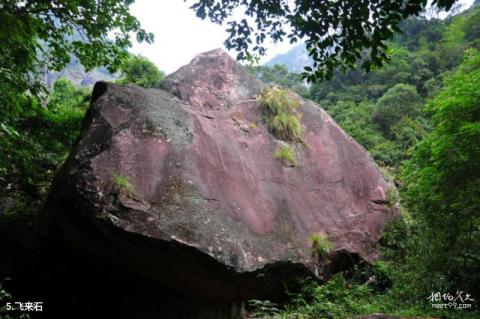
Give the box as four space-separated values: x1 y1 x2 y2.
129 0 295 74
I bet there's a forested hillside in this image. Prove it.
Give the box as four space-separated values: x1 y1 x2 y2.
308 7 479 169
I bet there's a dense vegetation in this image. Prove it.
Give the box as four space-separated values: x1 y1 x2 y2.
0 0 153 127
117 55 165 88
248 5 480 318
0 79 90 210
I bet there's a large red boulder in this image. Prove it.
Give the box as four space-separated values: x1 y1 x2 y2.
38 49 398 304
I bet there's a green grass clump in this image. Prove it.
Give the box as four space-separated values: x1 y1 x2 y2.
112 173 135 196
275 145 298 166
309 233 332 260
268 113 303 141
259 86 303 142
258 86 298 116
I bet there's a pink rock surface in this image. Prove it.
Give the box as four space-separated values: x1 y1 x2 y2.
39 49 398 303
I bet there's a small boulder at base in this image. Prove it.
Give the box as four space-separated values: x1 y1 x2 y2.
38 49 398 312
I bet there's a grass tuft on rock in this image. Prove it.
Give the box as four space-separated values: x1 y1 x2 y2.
309 233 332 260
275 145 298 167
259 86 303 142
259 86 298 116
112 173 135 196
268 113 303 142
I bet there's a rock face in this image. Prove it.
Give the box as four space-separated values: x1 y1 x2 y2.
38 49 398 307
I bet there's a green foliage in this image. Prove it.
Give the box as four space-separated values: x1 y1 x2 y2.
259 87 303 142
282 275 375 318
0 0 152 120
112 174 135 197
268 113 303 142
188 0 458 81
369 141 405 167
0 2 152 209
390 116 428 150
373 84 423 136
307 6 480 103
247 299 281 318
440 6 480 68
400 49 480 295
277 262 479 319
324 101 387 150
379 213 413 261
275 145 297 167
309 233 332 260
0 283 12 305
0 79 88 202
118 55 165 88
306 10 480 169
259 86 298 117
463 8 480 47
48 78 90 111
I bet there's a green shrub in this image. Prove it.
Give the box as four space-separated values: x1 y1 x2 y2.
282 275 374 319
372 83 423 136
259 86 304 142
258 86 298 117
309 233 332 260
400 48 480 298
0 78 88 203
279 268 480 319
275 145 297 166
247 299 281 318
369 140 404 167
112 174 134 196
268 113 303 142
118 54 165 88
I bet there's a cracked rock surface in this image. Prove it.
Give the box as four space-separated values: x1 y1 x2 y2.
38 49 398 304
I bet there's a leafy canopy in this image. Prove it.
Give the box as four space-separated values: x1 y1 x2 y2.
0 78 89 200
373 83 423 136
401 49 480 294
0 0 152 108
118 55 165 88
186 0 458 81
